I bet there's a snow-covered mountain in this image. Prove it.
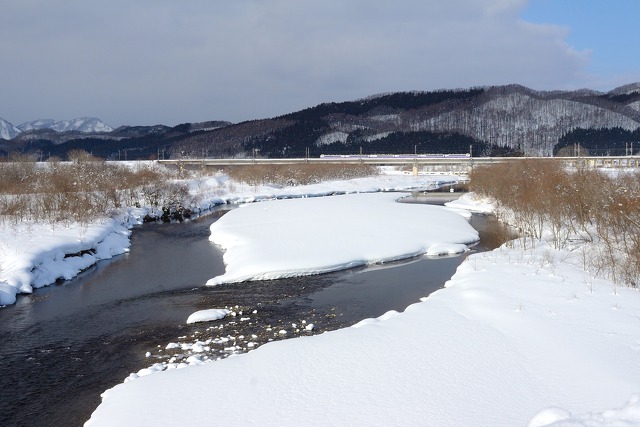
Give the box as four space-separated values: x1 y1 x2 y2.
16 119 57 132
0 117 21 140
18 117 114 133
608 82 640 96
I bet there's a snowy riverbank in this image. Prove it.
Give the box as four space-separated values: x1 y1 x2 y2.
4 163 639 426
86 193 640 426
0 168 455 306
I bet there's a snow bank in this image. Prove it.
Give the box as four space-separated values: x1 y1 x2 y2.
86 237 640 427
528 394 640 426
444 191 494 213
207 192 479 285
87 192 640 427
199 171 458 204
186 308 230 324
0 219 130 306
1 169 459 307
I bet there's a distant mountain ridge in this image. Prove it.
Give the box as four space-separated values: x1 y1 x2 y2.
2 83 640 159
0 117 114 139
18 117 114 134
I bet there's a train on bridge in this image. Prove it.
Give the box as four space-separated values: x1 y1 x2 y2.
319 153 471 159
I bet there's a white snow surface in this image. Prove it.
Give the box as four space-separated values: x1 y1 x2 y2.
0 219 131 306
444 191 495 213
196 166 450 205
87 188 640 427
185 308 230 324
207 192 478 285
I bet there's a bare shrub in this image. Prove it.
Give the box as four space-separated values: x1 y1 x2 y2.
0 160 189 225
67 149 100 163
471 159 640 287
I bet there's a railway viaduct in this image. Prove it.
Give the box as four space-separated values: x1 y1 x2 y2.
158 155 640 175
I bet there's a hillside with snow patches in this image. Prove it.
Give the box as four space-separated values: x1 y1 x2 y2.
2 83 640 158
163 83 640 159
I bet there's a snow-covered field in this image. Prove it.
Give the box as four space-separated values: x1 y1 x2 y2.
3 164 640 426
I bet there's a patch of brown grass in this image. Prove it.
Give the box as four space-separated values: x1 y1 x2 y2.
0 152 188 225
223 163 378 186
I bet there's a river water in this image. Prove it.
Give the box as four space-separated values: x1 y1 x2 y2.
0 198 509 427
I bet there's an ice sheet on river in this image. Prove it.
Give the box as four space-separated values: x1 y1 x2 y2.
206 192 479 285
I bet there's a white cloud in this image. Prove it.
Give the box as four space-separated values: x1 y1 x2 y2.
0 0 602 127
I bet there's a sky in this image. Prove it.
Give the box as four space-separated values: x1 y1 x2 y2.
1 0 639 128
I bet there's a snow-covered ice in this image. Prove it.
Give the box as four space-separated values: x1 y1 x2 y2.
207 192 478 285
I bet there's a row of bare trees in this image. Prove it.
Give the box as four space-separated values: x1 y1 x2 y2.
0 152 189 225
470 159 640 287
224 163 377 187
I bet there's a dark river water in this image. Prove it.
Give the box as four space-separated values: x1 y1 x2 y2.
0 198 509 427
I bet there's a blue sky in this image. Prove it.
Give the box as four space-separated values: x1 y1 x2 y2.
1 0 639 128
522 0 640 84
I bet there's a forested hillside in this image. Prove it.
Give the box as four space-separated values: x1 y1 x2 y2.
2 83 639 160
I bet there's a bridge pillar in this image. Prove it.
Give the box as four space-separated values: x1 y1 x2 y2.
412 162 418 176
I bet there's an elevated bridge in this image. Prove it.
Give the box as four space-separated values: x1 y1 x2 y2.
158 155 640 175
